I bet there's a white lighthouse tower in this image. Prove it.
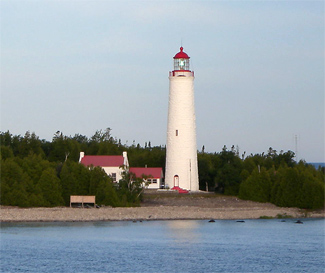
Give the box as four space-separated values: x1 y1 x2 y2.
165 47 199 192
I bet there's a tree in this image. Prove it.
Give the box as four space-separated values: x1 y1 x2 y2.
0 145 14 160
117 170 149 206
38 168 64 207
0 159 31 207
198 153 214 191
214 147 243 195
19 154 54 184
239 167 272 203
49 131 80 162
89 166 108 195
270 164 324 209
59 160 81 205
96 180 120 207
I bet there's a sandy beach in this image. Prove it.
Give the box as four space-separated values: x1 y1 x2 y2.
1 194 324 222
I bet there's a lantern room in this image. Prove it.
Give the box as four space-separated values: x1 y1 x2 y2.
173 47 190 71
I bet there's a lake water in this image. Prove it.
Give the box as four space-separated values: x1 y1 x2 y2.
1 219 324 273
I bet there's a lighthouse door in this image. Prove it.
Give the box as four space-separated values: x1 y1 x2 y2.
174 175 179 187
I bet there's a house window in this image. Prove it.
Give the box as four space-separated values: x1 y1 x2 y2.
147 179 152 183
176 130 178 136
111 173 117 182
152 179 157 184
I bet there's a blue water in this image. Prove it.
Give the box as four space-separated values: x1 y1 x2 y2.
308 162 325 169
1 219 324 273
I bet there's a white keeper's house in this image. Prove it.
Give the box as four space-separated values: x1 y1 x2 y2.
79 151 129 182
79 152 163 189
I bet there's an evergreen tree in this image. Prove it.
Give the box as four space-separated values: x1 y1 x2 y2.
271 164 324 209
60 160 80 205
1 159 31 207
0 145 14 160
89 167 108 195
239 167 272 202
38 168 64 207
215 147 243 195
96 180 120 207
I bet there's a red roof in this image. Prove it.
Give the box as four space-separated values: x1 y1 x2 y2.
81 155 124 167
129 167 163 179
174 47 190 59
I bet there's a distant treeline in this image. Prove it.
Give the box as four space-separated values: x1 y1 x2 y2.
1 129 324 209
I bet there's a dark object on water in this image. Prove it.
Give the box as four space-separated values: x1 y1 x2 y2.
295 220 303 224
236 220 245 223
209 219 215 223
280 220 286 222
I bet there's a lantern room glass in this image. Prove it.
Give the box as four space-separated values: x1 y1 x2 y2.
174 58 190 71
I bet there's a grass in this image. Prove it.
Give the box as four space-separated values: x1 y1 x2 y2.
259 216 274 219
276 213 293 219
259 213 294 219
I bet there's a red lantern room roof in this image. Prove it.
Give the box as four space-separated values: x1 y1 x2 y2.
173 47 190 59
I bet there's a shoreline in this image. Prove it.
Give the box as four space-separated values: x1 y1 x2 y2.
1 205 324 223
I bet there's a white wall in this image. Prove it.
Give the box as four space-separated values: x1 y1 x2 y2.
146 178 161 189
165 71 199 191
102 166 124 182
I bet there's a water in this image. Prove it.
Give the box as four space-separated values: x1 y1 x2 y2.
1 219 324 273
308 162 325 169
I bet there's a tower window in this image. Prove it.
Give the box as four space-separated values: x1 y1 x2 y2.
176 130 178 136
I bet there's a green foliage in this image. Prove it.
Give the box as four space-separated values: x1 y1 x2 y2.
276 213 293 219
96 180 120 207
0 129 151 208
18 131 45 158
1 130 323 210
38 168 64 207
116 170 148 207
198 153 215 191
0 145 14 160
199 146 243 195
259 216 274 219
1 159 31 206
239 167 272 203
271 163 324 209
59 160 91 205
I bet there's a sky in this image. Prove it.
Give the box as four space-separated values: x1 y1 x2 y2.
1 0 324 162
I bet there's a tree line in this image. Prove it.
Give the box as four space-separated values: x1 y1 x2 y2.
1 129 324 209
199 145 324 210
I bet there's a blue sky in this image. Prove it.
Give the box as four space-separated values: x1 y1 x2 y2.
1 0 324 162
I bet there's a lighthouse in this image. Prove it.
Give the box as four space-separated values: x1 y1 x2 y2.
165 47 199 192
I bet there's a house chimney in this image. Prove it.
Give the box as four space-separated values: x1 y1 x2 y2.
122 151 129 170
79 152 85 163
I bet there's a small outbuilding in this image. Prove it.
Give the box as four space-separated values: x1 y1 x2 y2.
129 167 164 189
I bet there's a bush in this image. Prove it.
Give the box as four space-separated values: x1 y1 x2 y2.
239 167 271 203
271 166 324 210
